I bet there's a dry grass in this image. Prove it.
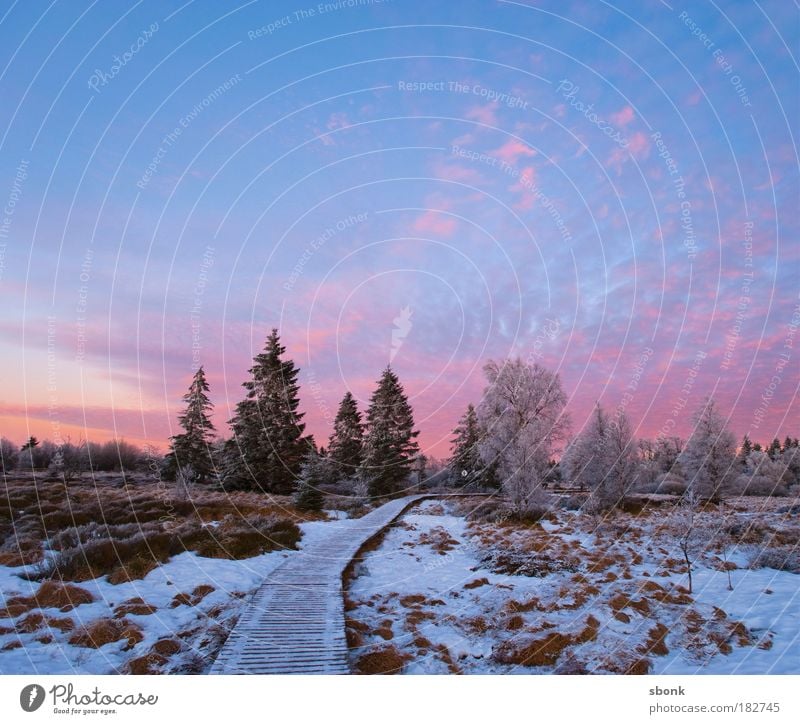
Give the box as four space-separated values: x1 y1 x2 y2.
1 476 310 580
354 645 409 674
68 617 143 650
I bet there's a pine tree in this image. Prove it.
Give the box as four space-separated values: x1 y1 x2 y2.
169 367 216 482
449 404 485 487
738 434 752 468
327 392 364 482
224 329 313 494
358 367 419 500
294 450 325 511
768 438 782 460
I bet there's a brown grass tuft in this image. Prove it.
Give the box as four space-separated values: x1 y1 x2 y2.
69 617 143 650
355 645 409 674
493 632 573 667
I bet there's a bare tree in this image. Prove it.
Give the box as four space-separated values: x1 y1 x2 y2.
674 491 702 593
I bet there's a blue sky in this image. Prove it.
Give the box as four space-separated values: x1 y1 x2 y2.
0 0 797 455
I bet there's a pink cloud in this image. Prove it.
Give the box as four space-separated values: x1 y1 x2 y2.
465 104 499 126
413 211 457 237
492 138 536 165
610 105 635 126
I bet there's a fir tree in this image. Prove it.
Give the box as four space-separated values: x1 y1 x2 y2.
327 391 364 482
449 404 484 487
358 367 419 500
768 438 782 460
224 329 312 494
738 434 752 468
169 366 216 482
294 450 325 511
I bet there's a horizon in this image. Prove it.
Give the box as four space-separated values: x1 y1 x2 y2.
0 1 797 458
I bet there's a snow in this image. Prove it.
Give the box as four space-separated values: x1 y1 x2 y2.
347 498 800 675
0 550 292 674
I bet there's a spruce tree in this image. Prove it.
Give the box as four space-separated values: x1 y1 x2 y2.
169 366 216 482
225 329 312 494
738 434 752 468
294 450 325 511
358 367 419 500
327 391 364 482
449 404 484 487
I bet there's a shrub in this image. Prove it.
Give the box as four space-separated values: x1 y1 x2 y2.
748 546 800 573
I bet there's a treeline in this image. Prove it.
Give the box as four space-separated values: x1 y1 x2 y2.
446 360 800 515
0 436 148 476
4 332 797 517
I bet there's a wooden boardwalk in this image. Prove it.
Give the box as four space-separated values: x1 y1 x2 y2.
210 494 428 674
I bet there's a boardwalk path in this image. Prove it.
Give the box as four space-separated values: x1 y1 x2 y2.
210 494 428 674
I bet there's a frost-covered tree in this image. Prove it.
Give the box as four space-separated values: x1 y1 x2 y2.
561 404 609 492
477 358 569 518
737 434 753 469
327 392 364 482
294 450 325 511
735 450 791 496
358 367 419 499
605 411 639 504
224 329 313 494
0 437 19 473
169 366 216 483
680 397 737 502
48 440 88 481
449 403 487 487
561 405 638 510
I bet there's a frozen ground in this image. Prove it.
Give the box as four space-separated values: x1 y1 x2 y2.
346 498 800 674
0 515 353 674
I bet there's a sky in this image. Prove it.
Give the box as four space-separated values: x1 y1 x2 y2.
0 0 797 458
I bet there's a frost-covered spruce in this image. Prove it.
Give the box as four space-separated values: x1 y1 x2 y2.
358 367 419 499
169 366 216 483
449 403 485 487
294 450 325 511
224 329 313 494
327 391 364 483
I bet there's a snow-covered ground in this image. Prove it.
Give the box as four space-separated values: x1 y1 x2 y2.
346 499 800 674
0 514 354 675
